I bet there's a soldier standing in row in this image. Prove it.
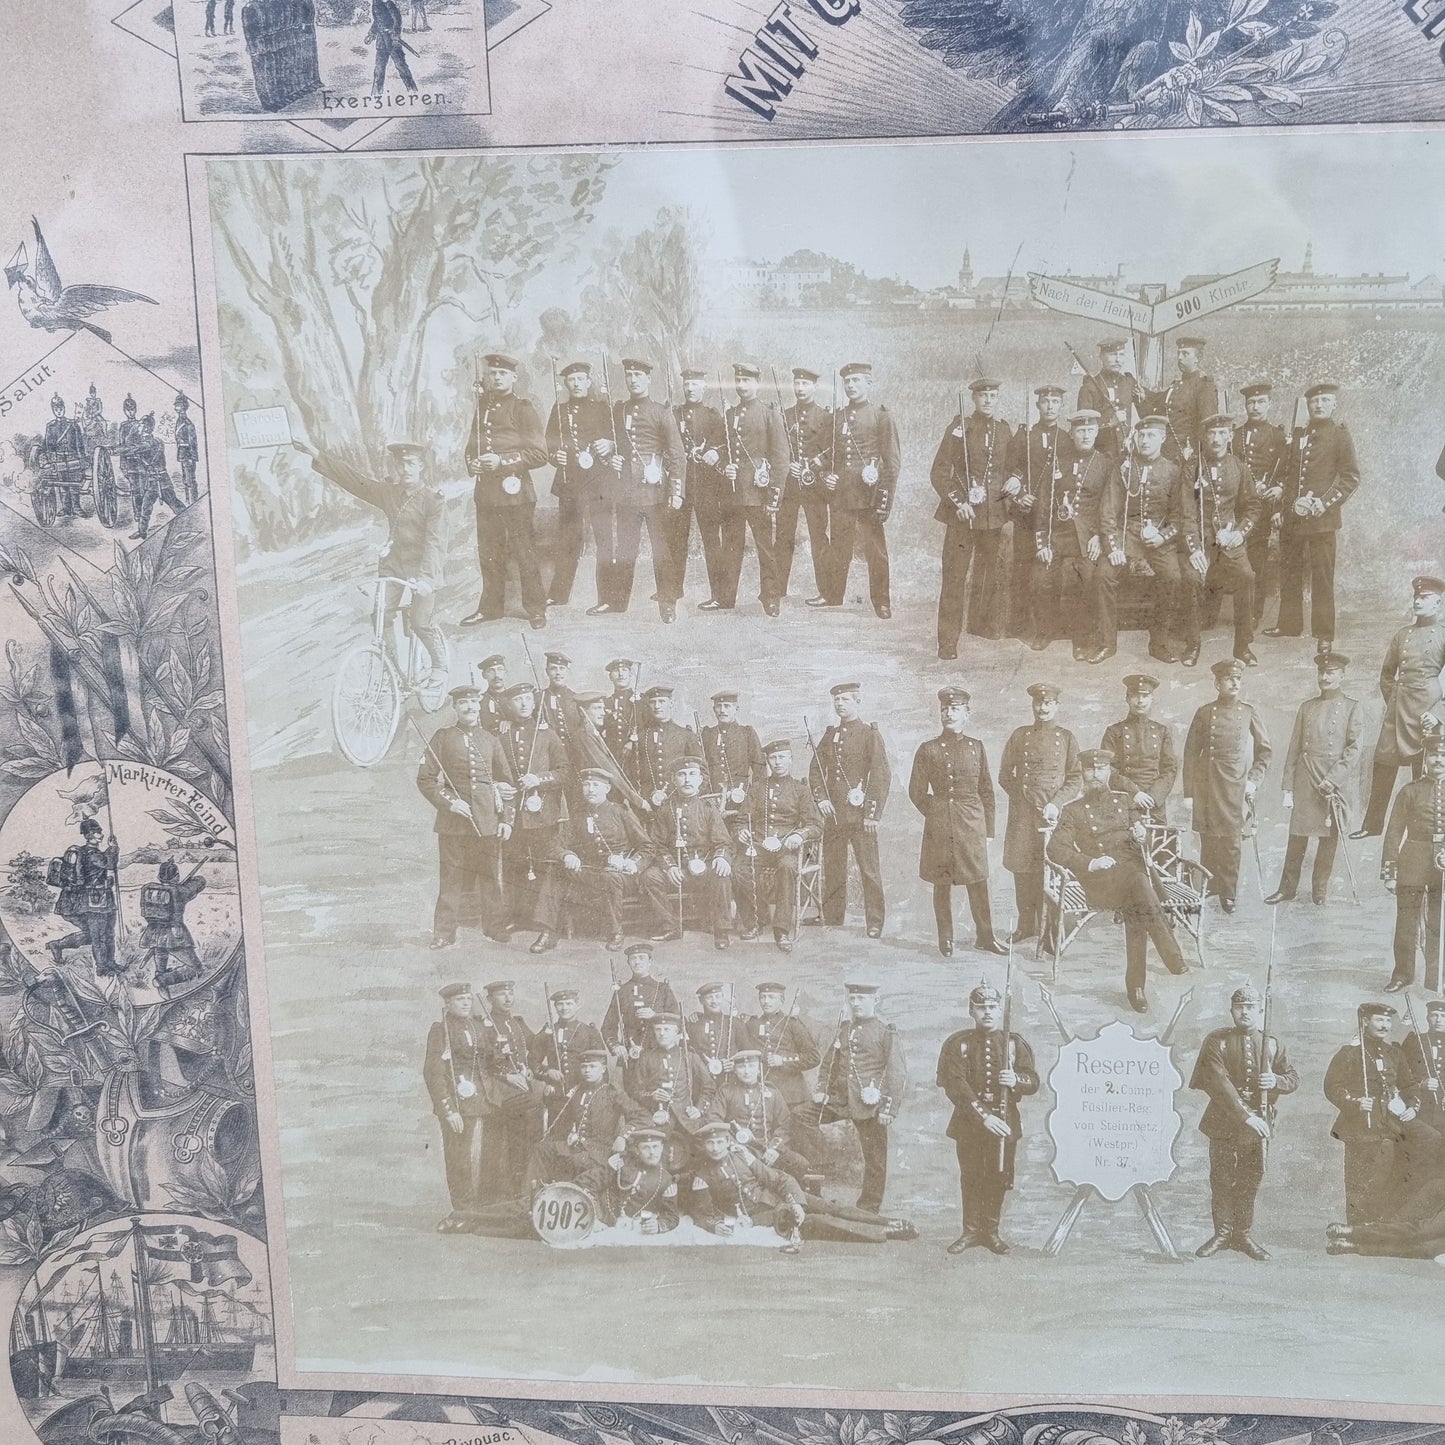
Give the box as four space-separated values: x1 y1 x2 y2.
937 981 1039 1255
462 354 548 630
544 360 612 608
1267 651 1363 906
1100 673 1176 821
908 686 1007 958
477 653 509 733
674 368 727 602
1004 384 1063 644
416 685 515 950
497 684 568 936
1047 749 1188 1011
779 367 833 603
816 983 907 1215
173 392 199 505
603 657 641 778
423 982 489 1233
602 944 679 1073
1235 382 1287 626
999 682 1080 949
931 377 1014 657
1381 740 1445 993
733 738 822 952
746 982 822 1158
39 393 86 519
1076 337 1139 458
1401 999 1445 1132
539 652 580 751
688 982 741 1077
1150 335 1219 464
1190 984 1298 1261
820 362 898 620
701 690 765 822
810 682 891 938
132 414 186 543
476 980 544 1201
1354 575 1445 838
1265 381 1359 653
635 686 703 808
1183 658 1272 914
530 989 607 1100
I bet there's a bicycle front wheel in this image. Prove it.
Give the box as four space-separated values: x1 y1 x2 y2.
332 644 403 767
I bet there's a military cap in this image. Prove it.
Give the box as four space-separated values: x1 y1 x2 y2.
1412 575 1445 596
483 352 519 371
1240 381 1273 399
938 685 971 706
574 690 607 707
792 367 820 382
1305 381 1340 398
839 362 873 378
732 361 761 379
174 391 191 406
763 738 793 755
696 981 725 997
1230 984 1263 1004
1122 673 1159 693
680 367 706 381
578 1048 609 1063
1136 415 1168 430
829 681 861 696
1203 414 1236 431
1026 682 1061 702
696 1120 733 1140
672 756 701 775
1426 999 1445 1016
141 412 157 428
1078 748 1114 768
621 357 655 373
642 685 674 700
1316 652 1348 670
1175 336 1207 350
483 980 515 994
559 361 591 378
1070 409 1102 425
448 684 481 702
1034 385 1064 399
1358 1002 1396 1019
1211 658 1245 680
624 942 653 958
438 982 471 1000
502 681 534 700
550 987 579 1002
711 689 739 704
123 394 138 412
386 440 428 459
80 818 104 836
968 377 1002 392
730 1049 763 1065
479 653 507 671
969 982 1002 1005
628 1126 668 1143
1097 338 1126 352
844 981 880 995
606 656 638 671
544 651 571 666
577 767 613 784
649 1011 682 1026
756 981 787 993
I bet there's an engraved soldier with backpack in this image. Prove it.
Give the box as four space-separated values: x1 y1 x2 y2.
138 859 207 989
46 818 120 978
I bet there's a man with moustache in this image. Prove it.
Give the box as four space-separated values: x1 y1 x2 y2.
780 366 834 602
1076 337 1139 458
1235 382 1288 627
1100 673 1176 822
1148 335 1220 464
543 360 612 606
701 690 767 821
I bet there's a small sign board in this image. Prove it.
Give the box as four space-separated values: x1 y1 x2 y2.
232 406 292 449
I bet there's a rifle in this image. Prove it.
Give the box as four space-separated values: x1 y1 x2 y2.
719 368 736 492
1258 924 1276 1172
1360 1018 1373 1131
1404 992 1441 1103
761 986 799 1087
826 369 839 493
998 938 1015 1169
407 714 496 843
600 354 620 452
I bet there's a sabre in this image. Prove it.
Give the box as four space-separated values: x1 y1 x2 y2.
1404 992 1441 1100
1328 793 1361 905
1259 927 1276 1171
1160 986 1194 1047
1245 794 1266 900
1037 984 1072 1044
1360 1018 1373 1132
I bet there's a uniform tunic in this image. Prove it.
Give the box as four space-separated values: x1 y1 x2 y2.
608 397 685 510
1373 620 1445 767
1279 417 1360 536
1100 715 1177 810
1099 455 1183 559
1076 369 1140 455
937 1027 1040 1199
466 391 548 508
702 721 766 805
1149 370 1221 460
827 400 901 517
636 720 704 802
1182 699 1271 835
422 1013 489 1214
1174 454 1261 556
908 731 994 885
1381 774 1445 887
601 975 680 1053
722 398 789 506
416 724 515 837
528 1019 608 1090
998 722 1081 873
544 396 614 506
743 1012 822 1109
311 452 447 587
930 413 1014 531
809 719 891 823
1280 691 1363 836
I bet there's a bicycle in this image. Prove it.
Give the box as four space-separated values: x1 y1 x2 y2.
332 575 450 767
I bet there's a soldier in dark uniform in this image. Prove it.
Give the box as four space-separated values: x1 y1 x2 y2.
597 1126 680 1232
1381 740 1445 992
1268 652 1363 905
173 392 199 505
908 685 1006 958
139 859 206 989
496 682 568 936
1235 382 1287 626
1148 335 1220 464
1401 998 1445 1130
1077 337 1139 458
930 377 1015 657
635 685 703 809
116 394 145 525
1265 381 1359 651
569 693 649 816
530 989 608 1099
633 1011 713 1174
674 368 727 604
1004 384 1064 643
543 361 611 607
597 357 684 622
816 361 898 619
1034 408 1110 661
603 944 680 1076
706 1048 811 1180
815 982 907 1214
461 353 548 630
1176 414 1262 668
38 392 86 518
733 738 822 951
999 682 1081 947
298 436 448 682
1097 415 1188 663
937 981 1039 1254
1323 1002 1415 1225
701 690 765 820
365 0 417 96
1190 983 1299 1260
524 1048 645 1197
1183 658 1272 912
47 817 119 977
1048 749 1188 1010
746 982 822 1131
476 653 509 733
709 361 788 616
689 982 743 1079
779 367 833 602
1100 673 1176 820
130 414 185 542
532 768 646 953
809 682 891 937
422 982 489 1232
476 980 544 1201
416 685 515 949
539 651 580 749
603 657 641 782
1354 575 1445 838
641 758 734 947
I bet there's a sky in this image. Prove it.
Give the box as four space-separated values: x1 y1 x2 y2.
583 130 1445 290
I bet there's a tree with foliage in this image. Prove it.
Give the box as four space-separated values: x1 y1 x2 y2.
3 852 50 916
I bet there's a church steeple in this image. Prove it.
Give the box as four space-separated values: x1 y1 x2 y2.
959 245 974 292
1302 240 1314 276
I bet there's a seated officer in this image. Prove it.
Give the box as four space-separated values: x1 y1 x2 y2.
733 738 822 952
640 759 734 948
